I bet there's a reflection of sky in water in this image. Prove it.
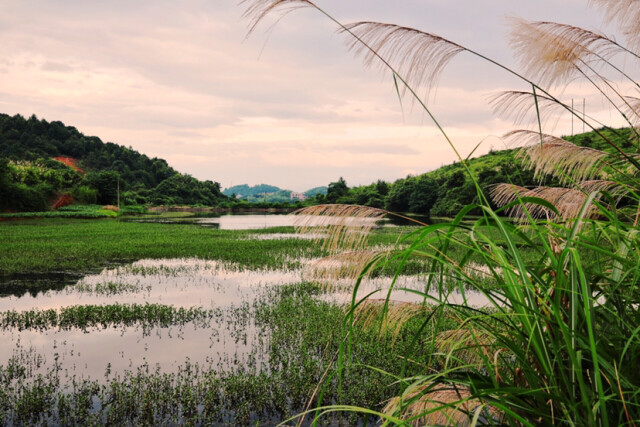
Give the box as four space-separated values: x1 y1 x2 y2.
0 258 491 382
195 214 380 230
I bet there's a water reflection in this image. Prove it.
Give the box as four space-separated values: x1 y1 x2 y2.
0 258 491 383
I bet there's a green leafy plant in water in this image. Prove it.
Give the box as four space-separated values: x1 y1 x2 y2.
244 0 640 425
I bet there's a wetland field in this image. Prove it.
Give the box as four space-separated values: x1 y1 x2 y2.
0 216 475 425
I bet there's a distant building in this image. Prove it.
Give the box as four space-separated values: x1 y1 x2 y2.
290 192 307 201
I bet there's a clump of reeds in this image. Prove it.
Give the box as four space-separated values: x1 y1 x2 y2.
244 0 640 425
383 383 504 426
293 204 387 253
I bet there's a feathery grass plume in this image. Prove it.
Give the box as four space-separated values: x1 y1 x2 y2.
579 179 630 199
590 0 640 52
302 250 386 289
489 182 624 220
624 96 640 126
489 91 567 128
351 299 429 343
383 383 503 426
293 204 387 253
508 17 610 88
489 183 529 216
505 129 609 185
242 0 315 35
341 22 465 100
523 21 626 58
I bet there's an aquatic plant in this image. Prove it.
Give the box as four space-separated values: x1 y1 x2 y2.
0 303 215 331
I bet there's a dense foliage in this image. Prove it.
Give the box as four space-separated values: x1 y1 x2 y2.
0 113 226 211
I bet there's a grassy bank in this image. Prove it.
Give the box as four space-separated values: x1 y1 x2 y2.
0 219 319 274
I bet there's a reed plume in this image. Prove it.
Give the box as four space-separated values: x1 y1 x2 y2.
383 383 503 426
505 129 609 185
489 181 625 220
489 91 567 128
435 327 500 369
351 299 429 343
508 17 609 88
242 0 315 35
293 204 387 253
590 0 640 52
625 96 640 126
302 250 386 288
341 22 465 99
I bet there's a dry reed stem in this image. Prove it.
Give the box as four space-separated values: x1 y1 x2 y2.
590 0 640 52
293 204 387 253
342 22 465 99
505 130 609 185
384 383 503 426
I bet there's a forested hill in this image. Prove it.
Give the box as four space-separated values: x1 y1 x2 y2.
0 113 226 210
222 184 328 203
312 127 634 218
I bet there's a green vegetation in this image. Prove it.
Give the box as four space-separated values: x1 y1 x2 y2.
0 219 320 274
0 204 118 219
0 113 226 211
223 183 281 198
0 283 451 425
223 183 329 204
0 303 216 330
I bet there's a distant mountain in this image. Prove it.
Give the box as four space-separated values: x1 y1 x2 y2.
223 183 328 203
0 113 227 211
223 184 281 198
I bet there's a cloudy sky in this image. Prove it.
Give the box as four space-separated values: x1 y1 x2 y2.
0 1 634 191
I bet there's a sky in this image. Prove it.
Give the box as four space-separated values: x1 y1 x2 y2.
0 0 635 191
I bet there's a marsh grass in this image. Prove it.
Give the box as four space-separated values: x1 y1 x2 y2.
0 303 217 331
0 283 448 425
0 219 321 274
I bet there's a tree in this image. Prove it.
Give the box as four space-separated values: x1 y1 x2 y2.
385 177 415 212
408 175 438 214
326 177 349 203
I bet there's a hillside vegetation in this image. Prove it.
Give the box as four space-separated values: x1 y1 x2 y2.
314 127 633 218
223 183 328 203
0 113 226 211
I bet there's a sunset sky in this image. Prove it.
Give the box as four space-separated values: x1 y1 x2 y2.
0 1 633 191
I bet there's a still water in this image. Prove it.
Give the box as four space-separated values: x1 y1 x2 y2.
127 212 426 229
0 257 490 382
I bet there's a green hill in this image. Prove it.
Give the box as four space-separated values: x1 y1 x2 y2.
223 184 281 198
320 127 634 218
223 184 327 203
0 113 227 211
